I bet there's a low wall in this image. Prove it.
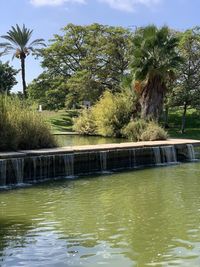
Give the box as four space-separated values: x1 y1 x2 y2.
0 139 200 186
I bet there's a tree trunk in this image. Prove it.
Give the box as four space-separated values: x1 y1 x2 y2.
181 102 187 134
140 75 166 121
164 105 169 128
21 57 27 97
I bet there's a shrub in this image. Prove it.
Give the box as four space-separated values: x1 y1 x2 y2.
72 109 97 135
122 119 148 141
0 96 18 150
140 122 168 141
122 120 168 141
0 95 57 151
92 91 135 137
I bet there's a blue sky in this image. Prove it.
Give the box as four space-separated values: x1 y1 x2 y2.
0 0 200 92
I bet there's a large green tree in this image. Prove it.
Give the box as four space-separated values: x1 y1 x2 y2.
131 25 182 120
28 72 68 110
0 61 18 94
39 23 132 104
170 27 200 133
0 24 45 97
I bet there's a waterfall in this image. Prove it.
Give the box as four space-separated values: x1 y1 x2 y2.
161 146 177 164
152 147 162 165
32 157 37 182
186 144 196 161
11 158 24 184
0 160 7 186
129 149 136 168
64 154 74 178
100 151 107 172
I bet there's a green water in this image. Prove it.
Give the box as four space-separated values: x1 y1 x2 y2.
55 134 127 146
1 163 200 267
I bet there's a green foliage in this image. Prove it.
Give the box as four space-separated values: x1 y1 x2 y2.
0 61 18 94
73 109 96 135
0 24 45 96
38 23 132 106
92 90 135 137
73 90 136 137
131 25 182 119
122 120 147 141
28 72 68 110
0 95 57 151
122 120 168 141
0 96 18 150
140 122 168 141
171 27 200 108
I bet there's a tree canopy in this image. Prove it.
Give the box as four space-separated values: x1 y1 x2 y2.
0 24 45 97
0 61 18 94
33 23 132 105
131 25 182 120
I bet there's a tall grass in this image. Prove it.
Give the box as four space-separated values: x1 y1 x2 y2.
0 95 57 151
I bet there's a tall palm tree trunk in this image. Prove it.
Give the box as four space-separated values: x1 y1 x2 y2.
181 102 187 134
140 75 166 120
21 57 27 97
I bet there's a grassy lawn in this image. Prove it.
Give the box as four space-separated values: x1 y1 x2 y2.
43 110 79 133
166 108 200 140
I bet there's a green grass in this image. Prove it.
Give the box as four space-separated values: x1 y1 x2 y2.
43 110 79 133
166 108 200 140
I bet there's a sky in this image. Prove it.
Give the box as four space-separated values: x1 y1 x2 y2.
0 0 200 92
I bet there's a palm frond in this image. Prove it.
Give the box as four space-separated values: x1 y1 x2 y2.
0 24 45 57
29 38 46 47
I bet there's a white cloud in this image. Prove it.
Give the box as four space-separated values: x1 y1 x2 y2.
30 0 86 7
99 0 161 12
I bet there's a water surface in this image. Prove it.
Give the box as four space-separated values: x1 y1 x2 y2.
1 163 200 266
55 134 127 146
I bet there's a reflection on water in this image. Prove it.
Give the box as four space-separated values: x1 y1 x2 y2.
1 163 200 266
55 134 127 147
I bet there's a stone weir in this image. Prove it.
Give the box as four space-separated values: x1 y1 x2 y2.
0 139 200 187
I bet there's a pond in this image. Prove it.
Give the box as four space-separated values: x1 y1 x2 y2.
1 162 200 267
55 134 127 146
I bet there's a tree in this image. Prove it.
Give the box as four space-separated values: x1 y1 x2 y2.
39 23 132 104
0 24 45 97
0 61 18 94
171 27 200 133
131 25 182 120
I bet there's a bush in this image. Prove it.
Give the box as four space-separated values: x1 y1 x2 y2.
0 95 57 151
122 119 148 141
140 122 168 141
122 120 168 141
92 91 135 137
72 109 96 135
0 96 18 150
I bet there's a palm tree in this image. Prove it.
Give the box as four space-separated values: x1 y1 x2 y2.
0 24 45 97
131 25 182 120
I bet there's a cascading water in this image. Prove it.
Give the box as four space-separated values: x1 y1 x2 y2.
0 143 199 187
100 151 107 172
152 147 162 165
11 158 24 184
129 149 136 168
0 160 6 186
186 144 196 161
63 154 74 178
161 146 177 164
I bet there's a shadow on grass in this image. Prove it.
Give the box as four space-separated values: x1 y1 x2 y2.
169 128 200 140
49 110 79 132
